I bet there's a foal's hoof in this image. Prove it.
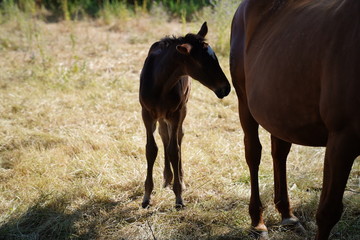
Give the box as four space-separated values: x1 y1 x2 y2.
175 200 185 209
175 204 185 210
162 181 172 189
142 199 150 208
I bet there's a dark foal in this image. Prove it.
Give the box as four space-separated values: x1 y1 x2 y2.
230 0 360 239
140 22 230 208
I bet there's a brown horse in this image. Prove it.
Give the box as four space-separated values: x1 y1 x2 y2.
140 22 230 208
230 0 360 239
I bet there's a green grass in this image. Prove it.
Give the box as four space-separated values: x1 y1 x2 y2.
0 5 359 240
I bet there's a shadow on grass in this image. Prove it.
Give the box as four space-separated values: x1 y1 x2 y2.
0 189 358 240
0 191 251 240
0 194 119 240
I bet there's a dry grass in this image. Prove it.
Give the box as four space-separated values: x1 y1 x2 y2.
0 12 359 240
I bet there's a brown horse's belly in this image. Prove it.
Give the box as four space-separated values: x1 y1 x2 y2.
245 36 328 146
248 87 328 146
261 120 327 147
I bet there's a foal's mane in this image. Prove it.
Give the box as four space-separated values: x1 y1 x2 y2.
148 33 206 54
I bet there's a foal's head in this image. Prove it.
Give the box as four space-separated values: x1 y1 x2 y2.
176 22 230 99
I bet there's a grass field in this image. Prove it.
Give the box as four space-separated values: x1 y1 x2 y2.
0 5 359 240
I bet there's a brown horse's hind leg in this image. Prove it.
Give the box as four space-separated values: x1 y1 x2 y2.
159 119 173 188
271 136 306 235
142 109 158 208
315 131 358 240
271 136 292 218
239 102 268 239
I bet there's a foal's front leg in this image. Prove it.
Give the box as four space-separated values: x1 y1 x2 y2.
142 109 158 208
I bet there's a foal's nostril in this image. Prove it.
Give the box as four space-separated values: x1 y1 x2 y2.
215 84 231 99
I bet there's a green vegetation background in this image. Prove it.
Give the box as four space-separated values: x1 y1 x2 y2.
1 0 214 21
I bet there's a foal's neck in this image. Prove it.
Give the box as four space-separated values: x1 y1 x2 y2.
154 47 187 96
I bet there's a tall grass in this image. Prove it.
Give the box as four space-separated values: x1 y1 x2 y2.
0 0 212 21
99 0 132 24
156 0 210 20
0 0 238 57
196 0 239 56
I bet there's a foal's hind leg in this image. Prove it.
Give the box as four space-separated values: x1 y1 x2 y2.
168 109 186 207
159 119 173 188
142 109 158 208
315 131 358 240
177 107 186 191
271 136 305 234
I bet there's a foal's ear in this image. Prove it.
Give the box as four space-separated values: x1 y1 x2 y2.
176 43 192 55
197 22 208 38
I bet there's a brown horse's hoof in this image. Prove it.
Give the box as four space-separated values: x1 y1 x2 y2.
250 230 269 240
293 222 307 236
280 217 307 236
258 231 269 240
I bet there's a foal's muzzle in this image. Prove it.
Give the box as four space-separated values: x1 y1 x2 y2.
215 84 231 99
